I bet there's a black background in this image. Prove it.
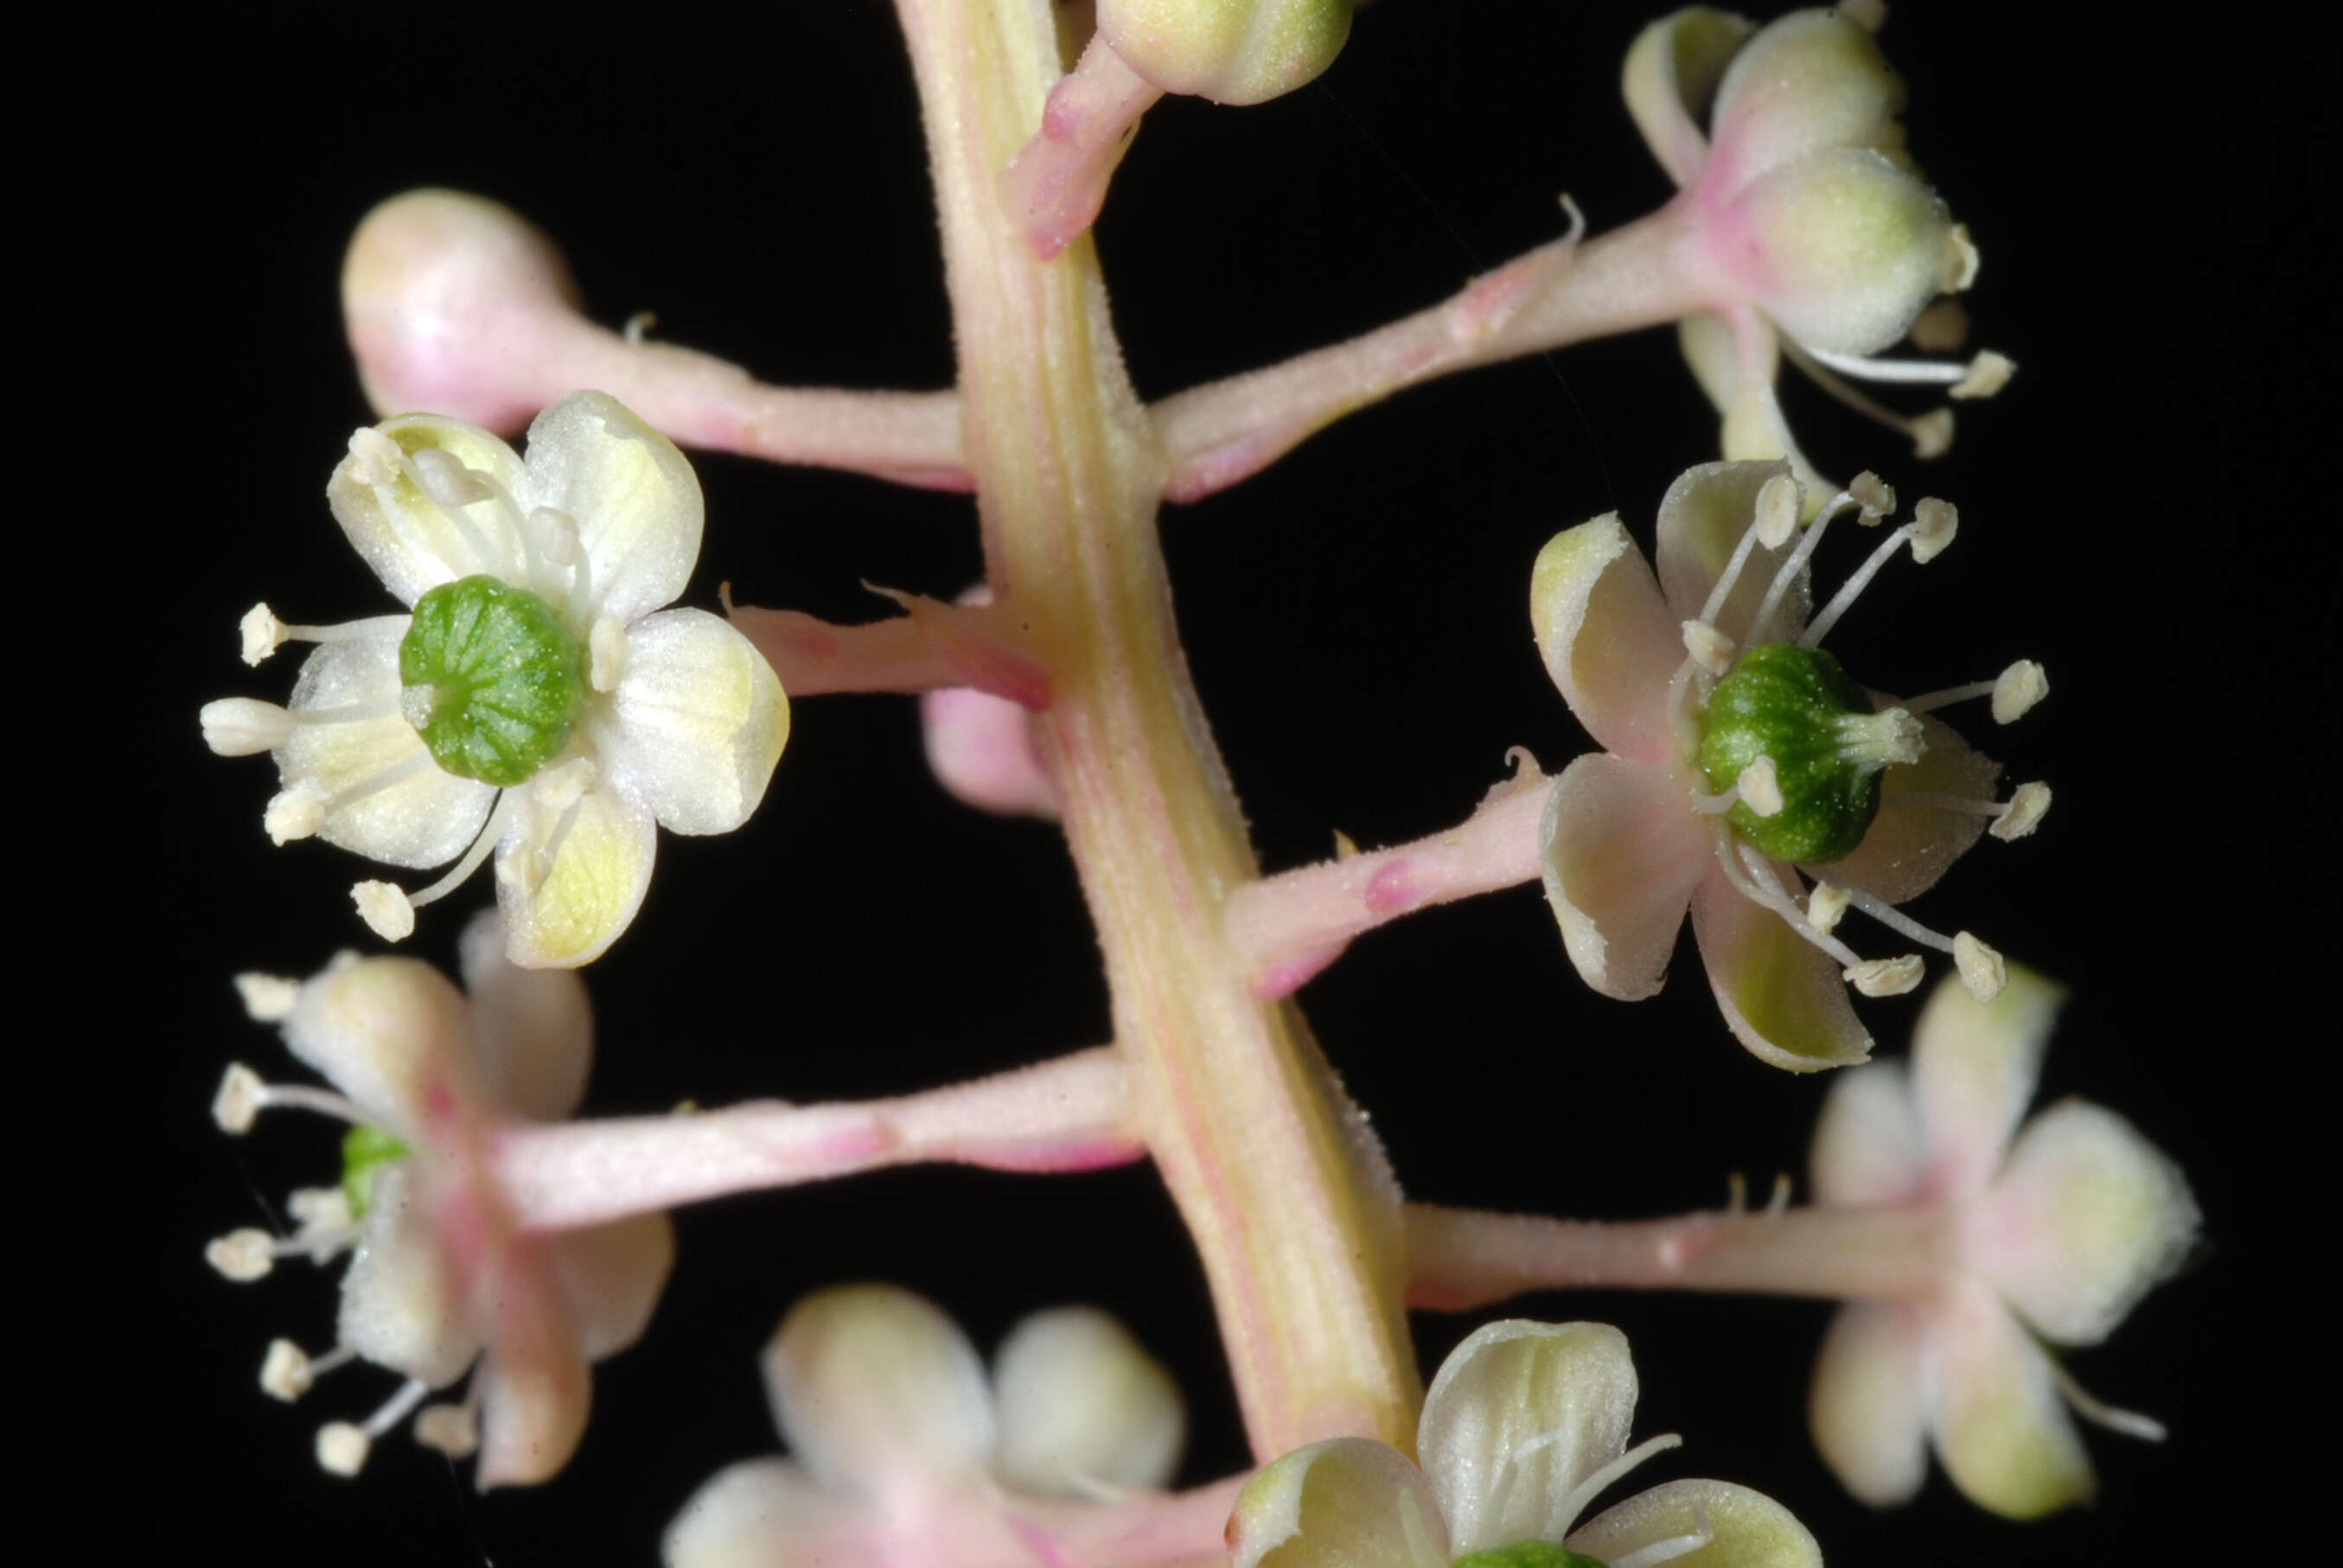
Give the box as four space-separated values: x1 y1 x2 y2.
110 3 2307 1563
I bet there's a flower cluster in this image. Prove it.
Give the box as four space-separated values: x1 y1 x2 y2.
206 913 672 1486
201 391 788 966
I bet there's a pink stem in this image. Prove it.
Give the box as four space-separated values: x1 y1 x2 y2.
1012 1474 1248 1568
1403 1201 1958 1311
1223 768 1555 1000
494 1048 1140 1231
1001 34 1165 260
730 594 1053 707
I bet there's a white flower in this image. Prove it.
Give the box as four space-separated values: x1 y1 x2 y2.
206 913 674 1487
1228 1320 1819 1568
665 1284 1187 1568
1805 968 2199 1518
201 390 788 966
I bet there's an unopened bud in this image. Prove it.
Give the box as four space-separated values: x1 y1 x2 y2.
1097 0 1352 105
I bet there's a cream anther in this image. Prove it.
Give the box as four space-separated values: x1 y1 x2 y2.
265 788 327 845
1737 755 1784 818
1942 225 1981 292
1907 408 1954 460
201 698 294 757
589 616 628 692
315 1423 370 1477
1754 473 1802 548
212 1064 265 1133
1907 497 1957 562
1848 471 1895 523
411 447 493 509
1952 932 2007 1000
262 1340 320 1402
415 1403 481 1458
287 1187 357 1252
233 972 303 1023
1682 619 1735 676
345 427 404 488
352 881 416 941
1991 781 2053 841
1806 881 1852 935
1951 350 2015 399
1845 954 1925 996
1990 660 2049 723
207 1229 278 1282
533 756 598 813
240 604 290 667
532 506 580 564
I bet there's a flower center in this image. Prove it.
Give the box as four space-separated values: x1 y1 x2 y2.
340 1123 412 1220
399 575 588 786
1452 1546 1606 1568
1696 641 1917 864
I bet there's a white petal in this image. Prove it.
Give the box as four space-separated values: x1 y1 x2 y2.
1966 1100 2199 1346
1539 754 1710 1001
495 780 658 968
761 1284 996 1500
1227 1437 1445 1568
518 392 702 625
1689 866 1872 1071
277 626 498 870
1910 966 2064 1198
335 1163 481 1388
992 1306 1184 1498
473 1239 594 1489
328 414 529 606
1805 1301 1929 1507
607 609 790 834
547 1212 676 1361
282 953 478 1135
662 1459 854 1568
1819 711 1998 904
458 908 594 1119
1620 8 1754 188
1807 1061 1923 1208
1653 459 1807 642
1930 1278 2095 1520
1529 515 1688 764
1417 1320 1638 1552
1706 9 1905 188
1568 1477 1822 1568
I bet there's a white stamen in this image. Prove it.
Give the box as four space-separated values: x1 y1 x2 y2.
316 1423 371 1477
533 506 580 565
201 698 294 757
1844 955 1925 996
530 758 597 814
1716 839 1861 966
324 749 436 814
346 427 404 488
1835 883 1958 954
1802 521 1924 647
1952 931 2008 1001
1898 679 1994 715
1990 660 2049 723
405 789 522 913
410 447 492 508
1736 756 1784 817
1950 350 2016 400
588 616 629 692
1689 784 1743 816
1906 497 1957 562
240 604 290 666
264 787 328 845
293 695 406 727
288 1186 354 1227
1682 619 1734 676
1848 471 1895 522
233 972 302 1022
1395 1488 1445 1568
206 1229 278 1282
1806 881 1851 934
1606 1501 1715 1568
414 1402 481 1459
1552 1433 1683 1540
2047 1359 2168 1443
262 1340 354 1402
1766 1171 1792 1218
352 882 416 942
623 310 657 346
1943 225 1981 291
1748 490 1853 644
212 1064 265 1132
1906 408 1954 459
1800 343 1974 387
1781 341 1957 456
1991 781 2053 841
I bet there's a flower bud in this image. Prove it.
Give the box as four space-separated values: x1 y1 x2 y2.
1708 7 1906 182
1717 148 1957 357
1098 0 1351 105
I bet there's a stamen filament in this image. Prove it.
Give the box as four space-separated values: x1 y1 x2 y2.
326 749 435 813
1834 883 1957 954
2047 1359 2168 1443
1802 522 1920 647
280 615 412 645
254 1083 369 1124
1749 491 1852 644
1899 679 1996 714
1607 1501 1714 1568
1782 341 1952 454
408 789 519 909
1715 838 1861 967
1554 1433 1683 1539
363 1378 431 1439
291 696 405 726
1796 342 1974 386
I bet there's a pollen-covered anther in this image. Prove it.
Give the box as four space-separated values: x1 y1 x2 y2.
1682 619 1736 676
532 505 581 564
589 616 629 692
1848 471 1896 523
1951 350 2016 400
1755 472 1803 548
1907 408 1954 460
414 1402 481 1458
1907 498 1957 563
409 447 493 509
263 787 329 846
1990 660 2049 723
345 427 404 488
1806 881 1852 935
1737 755 1785 818
315 1424 370 1477
352 881 416 941
1951 931 2008 1001
233 972 303 1023
240 603 291 666
1844 954 1925 997
260 1339 354 1402
1942 225 1982 293
207 1229 278 1282
201 698 295 757
1991 781 2053 841
212 1064 266 1133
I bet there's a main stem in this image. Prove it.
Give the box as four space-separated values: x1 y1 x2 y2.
893 0 1420 1456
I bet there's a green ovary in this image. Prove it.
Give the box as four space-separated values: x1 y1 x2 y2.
1697 641 1883 864
340 1124 412 1220
399 576 588 786
1453 1545 1607 1568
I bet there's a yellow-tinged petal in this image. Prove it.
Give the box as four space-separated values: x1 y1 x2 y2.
284 954 478 1138
1806 1300 1929 1507
518 392 702 626
1910 967 2063 1198
457 907 595 1120
1722 148 1953 357
1621 7 1756 188
328 414 530 608
1538 753 1711 1001
1529 514 1687 764
1676 320 1835 513
1968 1100 2199 1346
1568 1477 1822 1568
547 1212 676 1361
1418 1320 1638 1552
277 626 499 870
1930 1278 2094 1519
1228 1437 1445 1568
335 1163 482 1388
992 1306 1184 1498
1706 8 1906 188
608 608 790 835
1820 711 1998 904
1689 865 1872 1070
495 781 658 968
1808 1060 1923 1207
1654 458 1806 641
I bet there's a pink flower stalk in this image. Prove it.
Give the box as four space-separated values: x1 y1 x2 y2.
1804 969 2199 1519
206 914 672 1487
